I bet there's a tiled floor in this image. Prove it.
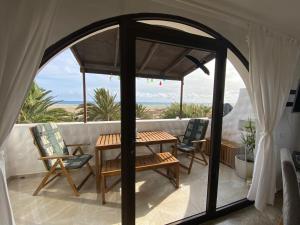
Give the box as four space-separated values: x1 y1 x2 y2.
8 154 252 225
202 194 282 225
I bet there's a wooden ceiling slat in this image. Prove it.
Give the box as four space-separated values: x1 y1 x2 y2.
72 27 215 80
138 43 159 73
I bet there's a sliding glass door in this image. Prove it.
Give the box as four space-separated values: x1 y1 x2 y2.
119 18 238 225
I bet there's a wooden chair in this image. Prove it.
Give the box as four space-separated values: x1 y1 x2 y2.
173 119 209 174
30 123 94 196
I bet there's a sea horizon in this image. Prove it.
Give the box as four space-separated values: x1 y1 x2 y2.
56 100 213 107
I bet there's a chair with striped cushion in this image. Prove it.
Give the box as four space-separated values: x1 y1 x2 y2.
30 123 94 196
173 119 209 174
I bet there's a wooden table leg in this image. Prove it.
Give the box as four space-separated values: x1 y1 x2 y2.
160 143 163 153
100 151 103 191
101 174 106 204
95 149 100 193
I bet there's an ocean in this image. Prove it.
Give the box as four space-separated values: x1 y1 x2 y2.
57 101 212 109
58 101 172 109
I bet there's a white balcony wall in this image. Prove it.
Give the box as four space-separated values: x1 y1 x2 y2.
4 119 190 178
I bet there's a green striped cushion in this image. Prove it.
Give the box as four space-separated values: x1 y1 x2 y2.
182 119 209 146
32 123 69 169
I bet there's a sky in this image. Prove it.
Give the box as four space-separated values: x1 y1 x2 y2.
36 49 245 105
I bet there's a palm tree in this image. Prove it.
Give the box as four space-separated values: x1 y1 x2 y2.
136 104 149 119
77 88 120 121
18 82 72 123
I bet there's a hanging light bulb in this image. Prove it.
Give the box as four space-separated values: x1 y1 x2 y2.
159 80 162 86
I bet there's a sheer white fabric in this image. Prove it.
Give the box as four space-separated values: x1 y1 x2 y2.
0 1 58 224
246 23 300 210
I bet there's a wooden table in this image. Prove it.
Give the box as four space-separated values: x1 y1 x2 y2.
95 131 178 193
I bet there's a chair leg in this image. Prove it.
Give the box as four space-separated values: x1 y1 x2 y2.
58 159 80 197
86 162 95 175
33 160 60 196
200 150 208 165
172 145 178 158
77 170 93 191
175 163 179 188
188 151 195 174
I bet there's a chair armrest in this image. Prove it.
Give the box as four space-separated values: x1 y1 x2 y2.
39 155 73 160
191 139 207 144
66 143 90 147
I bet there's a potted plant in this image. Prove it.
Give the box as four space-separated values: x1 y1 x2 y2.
235 118 255 179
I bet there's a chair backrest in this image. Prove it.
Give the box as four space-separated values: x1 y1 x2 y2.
182 119 209 146
280 148 300 225
30 123 69 170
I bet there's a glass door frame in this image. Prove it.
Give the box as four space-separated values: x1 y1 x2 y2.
119 17 250 225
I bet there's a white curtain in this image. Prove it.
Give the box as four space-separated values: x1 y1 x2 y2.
246 24 300 210
0 1 58 224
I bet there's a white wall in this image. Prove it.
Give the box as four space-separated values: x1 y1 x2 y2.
221 88 254 143
4 119 189 177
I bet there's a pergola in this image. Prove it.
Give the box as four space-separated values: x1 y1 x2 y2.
71 26 215 122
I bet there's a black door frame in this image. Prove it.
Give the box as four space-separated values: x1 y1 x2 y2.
39 13 252 225
120 19 246 225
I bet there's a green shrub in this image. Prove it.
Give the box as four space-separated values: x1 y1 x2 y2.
162 103 212 119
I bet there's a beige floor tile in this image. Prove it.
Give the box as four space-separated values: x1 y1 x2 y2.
8 154 259 225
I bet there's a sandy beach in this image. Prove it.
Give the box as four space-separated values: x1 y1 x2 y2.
50 103 168 119
50 104 78 113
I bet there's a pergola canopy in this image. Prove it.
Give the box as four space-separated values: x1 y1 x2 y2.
71 26 215 80
70 25 216 123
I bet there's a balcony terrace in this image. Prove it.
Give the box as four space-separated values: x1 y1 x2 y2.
6 119 248 225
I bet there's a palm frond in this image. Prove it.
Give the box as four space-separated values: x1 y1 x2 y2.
17 82 72 123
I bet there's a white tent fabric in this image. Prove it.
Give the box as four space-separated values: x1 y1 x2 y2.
0 1 58 224
246 23 300 210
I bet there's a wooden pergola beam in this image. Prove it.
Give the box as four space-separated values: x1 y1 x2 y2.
138 43 159 73
81 62 182 80
179 79 184 119
82 71 87 123
163 49 193 75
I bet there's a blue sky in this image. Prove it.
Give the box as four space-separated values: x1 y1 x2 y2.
36 49 245 104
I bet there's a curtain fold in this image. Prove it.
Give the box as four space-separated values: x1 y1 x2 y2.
246 23 300 210
0 1 58 224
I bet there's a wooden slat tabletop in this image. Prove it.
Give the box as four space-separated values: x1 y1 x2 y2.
95 131 177 151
